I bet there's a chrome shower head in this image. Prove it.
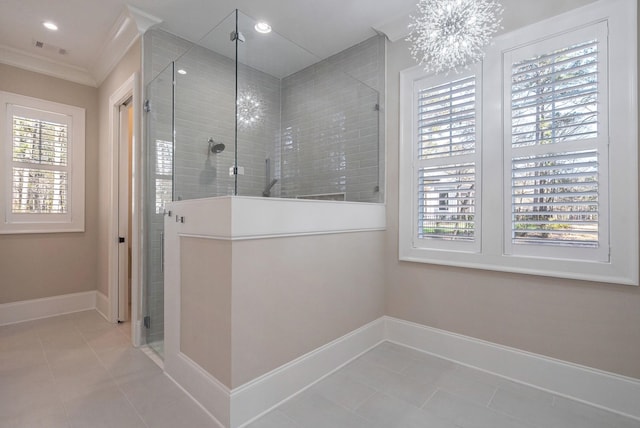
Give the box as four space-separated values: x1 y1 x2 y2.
208 138 225 154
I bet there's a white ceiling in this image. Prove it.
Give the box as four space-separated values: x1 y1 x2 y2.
0 0 417 85
0 0 598 86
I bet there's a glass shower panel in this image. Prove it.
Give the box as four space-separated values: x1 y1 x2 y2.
173 11 237 200
235 11 382 202
235 11 320 199
144 62 174 357
279 65 381 202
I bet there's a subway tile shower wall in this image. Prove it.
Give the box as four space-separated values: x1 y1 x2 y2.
280 36 385 202
145 29 385 202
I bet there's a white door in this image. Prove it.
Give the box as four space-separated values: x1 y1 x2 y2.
118 100 133 322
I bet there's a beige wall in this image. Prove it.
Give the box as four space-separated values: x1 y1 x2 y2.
96 40 141 297
180 237 232 387
0 64 99 304
384 0 640 379
176 230 385 389
232 231 386 387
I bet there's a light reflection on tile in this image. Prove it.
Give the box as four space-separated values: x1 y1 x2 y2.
2 312 639 428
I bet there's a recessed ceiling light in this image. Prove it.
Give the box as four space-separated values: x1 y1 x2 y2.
177 69 187 75
254 21 272 34
43 21 58 31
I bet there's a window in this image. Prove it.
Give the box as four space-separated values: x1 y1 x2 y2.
504 27 608 263
399 0 638 285
414 68 481 251
0 92 85 233
154 139 173 214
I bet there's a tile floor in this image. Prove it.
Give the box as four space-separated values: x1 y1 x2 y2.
1 310 638 428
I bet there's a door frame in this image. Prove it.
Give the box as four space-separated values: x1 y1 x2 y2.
108 72 142 346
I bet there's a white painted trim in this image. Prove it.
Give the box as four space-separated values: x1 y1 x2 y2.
140 344 164 369
165 369 225 428
163 313 384 427
107 73 139 328
397 0 638 286
130 74 143 347
0 91 86 234
159 313 640 426
95 291 109 321
384 316 640 421
0 291 96 326
167 352 230 427
232 318 385 428
166 196 386 240
90 6 160 86
0 43 96 87
126 5 164 34
91 11 140 87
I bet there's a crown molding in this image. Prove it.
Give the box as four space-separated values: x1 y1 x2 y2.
0 44 97 87
0 5 161 88
373 13 411 42
127 5 164 34
91 6 162 87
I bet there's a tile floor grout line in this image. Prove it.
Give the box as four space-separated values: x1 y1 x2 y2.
41 317 86 428
74 311 151 428
36 326 74 428
486 385 499 409
420 386 441 409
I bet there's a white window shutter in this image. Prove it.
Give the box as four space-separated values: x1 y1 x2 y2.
412 67 481 251
504 22 609 262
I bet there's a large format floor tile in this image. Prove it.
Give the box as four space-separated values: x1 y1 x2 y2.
250 342 640 428
0 310 214 428
2 311 639 428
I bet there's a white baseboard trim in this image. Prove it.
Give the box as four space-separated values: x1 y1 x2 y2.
384 316 640 421
96 291 109 321
231 317 385 428
163 317 384 428
162 315 640 426
0 291 97 326
167 351 230 427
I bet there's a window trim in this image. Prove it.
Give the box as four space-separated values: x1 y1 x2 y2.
0 91 85 234
502 21 609 263
399 0 638 285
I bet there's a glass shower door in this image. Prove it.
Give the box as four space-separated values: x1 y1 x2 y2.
143 62 174 357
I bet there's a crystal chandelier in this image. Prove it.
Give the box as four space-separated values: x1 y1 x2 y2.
408 0 503 74
236 90 263 128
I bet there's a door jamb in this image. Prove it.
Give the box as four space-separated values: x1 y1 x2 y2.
108 72 142 346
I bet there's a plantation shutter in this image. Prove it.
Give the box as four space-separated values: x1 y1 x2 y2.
9 106 71 216
505 22 609 260
414 68 480 249
154 139 173 214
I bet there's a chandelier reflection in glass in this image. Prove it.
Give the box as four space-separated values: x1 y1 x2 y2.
236 90 263 128
408 0 503 74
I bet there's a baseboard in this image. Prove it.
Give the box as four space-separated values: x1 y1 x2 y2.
231 317 385 428
161 315 640 426
166 351 230 427
384 316 640 421
164 317 384 428
96 291 109 321
0 291 97 326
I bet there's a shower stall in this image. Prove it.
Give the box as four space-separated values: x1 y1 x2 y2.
142 10 385 357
